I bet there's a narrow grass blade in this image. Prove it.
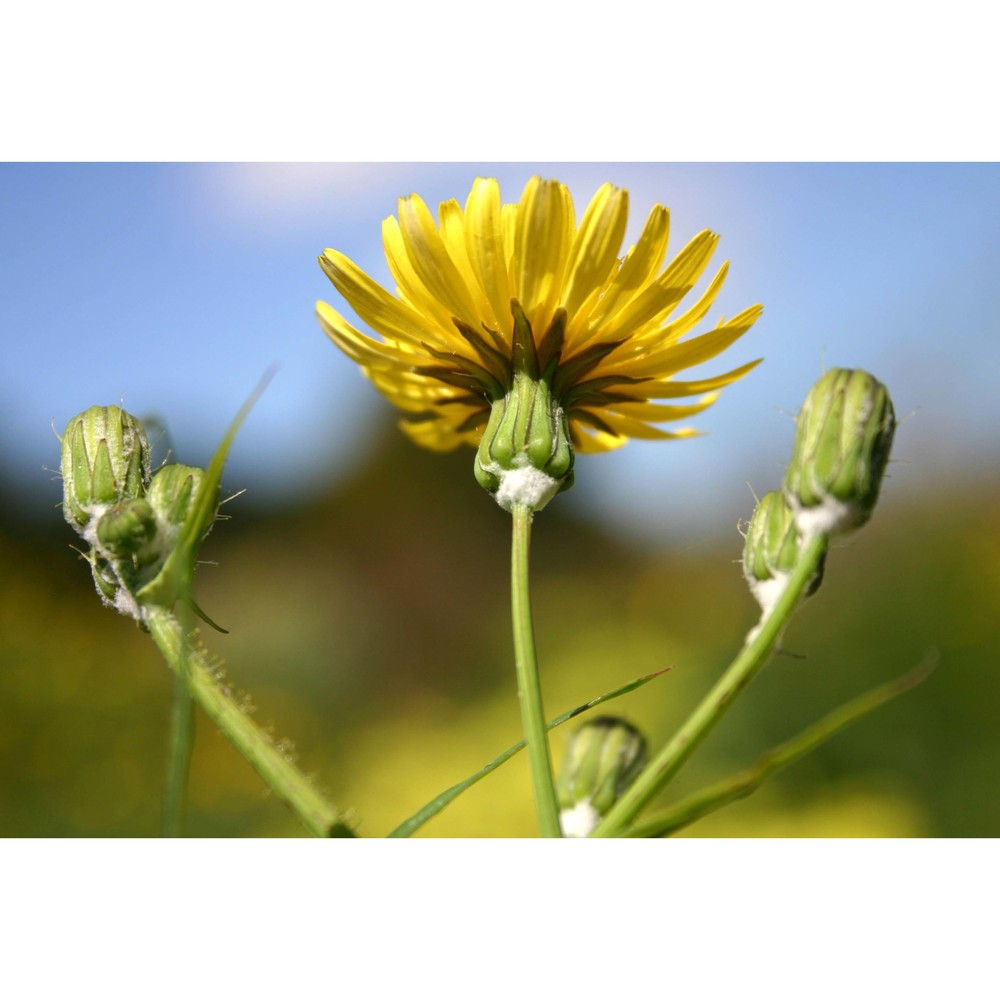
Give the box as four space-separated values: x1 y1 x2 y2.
137 368 277 614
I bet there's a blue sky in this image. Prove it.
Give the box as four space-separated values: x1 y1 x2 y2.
2 162 997 537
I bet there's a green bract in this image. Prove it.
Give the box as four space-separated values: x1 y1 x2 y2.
474 372 574 512
148 464 204 527
556 716 647 835
473 301 575 512
784 369 895 534
84 548 120 604
61 405 151 529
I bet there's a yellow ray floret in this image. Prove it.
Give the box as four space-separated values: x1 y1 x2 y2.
317 176 763 454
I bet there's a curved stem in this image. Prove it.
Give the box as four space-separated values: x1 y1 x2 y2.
592 531 830 838
162 670 195 837
510 503 561 837
145 605 353 838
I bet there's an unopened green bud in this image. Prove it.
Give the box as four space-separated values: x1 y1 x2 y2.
743 491 824 610
785 369 895 536
148 464 204 527
474 372 574 512
557 716 647 837
96 498 157 558
61 405 151 529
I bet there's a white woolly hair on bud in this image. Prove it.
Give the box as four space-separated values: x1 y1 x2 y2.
748 570 793 619
559 801 602 838
486 456 562 513
745 570 793 644
79 503 112 551
790 494 854 540
113 586 143 622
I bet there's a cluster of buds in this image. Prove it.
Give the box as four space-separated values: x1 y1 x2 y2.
741 368 895 614
556 716 647 837
60 405 215 623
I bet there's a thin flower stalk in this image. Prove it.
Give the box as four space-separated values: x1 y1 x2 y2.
145 604 353 837
510 503 561 836
591 531 830 837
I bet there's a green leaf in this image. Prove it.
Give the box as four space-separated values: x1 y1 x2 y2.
137 368 276 617
624 657 936 838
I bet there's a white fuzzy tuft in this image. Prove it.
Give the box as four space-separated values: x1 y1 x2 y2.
792 495 853 540
560 802 602 838
748 571 792 618
745 570 792 643
79 503 112 550
487 458 562 513
113 586 143 621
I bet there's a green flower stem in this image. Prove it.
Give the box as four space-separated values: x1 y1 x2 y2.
625 659 935 838
162 669 196 837
510 503 562 837
145 605 353 838
592 531 830 838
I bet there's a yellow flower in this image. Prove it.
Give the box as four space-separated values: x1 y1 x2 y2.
316 176 762 505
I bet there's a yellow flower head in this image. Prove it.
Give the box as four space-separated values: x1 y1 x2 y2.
316 176 762 507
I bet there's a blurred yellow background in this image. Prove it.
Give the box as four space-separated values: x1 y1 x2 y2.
3 415 996 837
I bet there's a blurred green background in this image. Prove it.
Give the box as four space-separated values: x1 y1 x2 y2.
3 410 996 838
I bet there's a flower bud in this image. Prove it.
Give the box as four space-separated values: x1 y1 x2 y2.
474 372 575 512
61 405 151 530
557 716 647 837
95 498 157 559
743 491 824 609
148 464 204 528
784 369 895 536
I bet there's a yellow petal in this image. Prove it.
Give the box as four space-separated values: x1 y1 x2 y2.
320 250 438 349
591 411 703 440
562 183 629 321
608 392 721 422
316 301 421 371
610 359 764 400
438 198 498 330
513 177 573 326
620 305 763 379
464 178 515 338
630 262 729 350
569 421 629 454
399 416 474 452
590 205 668 326
501 200 518 276
368 368 459 412
600 230 720 343
382 215 460 337
397 194 480 325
